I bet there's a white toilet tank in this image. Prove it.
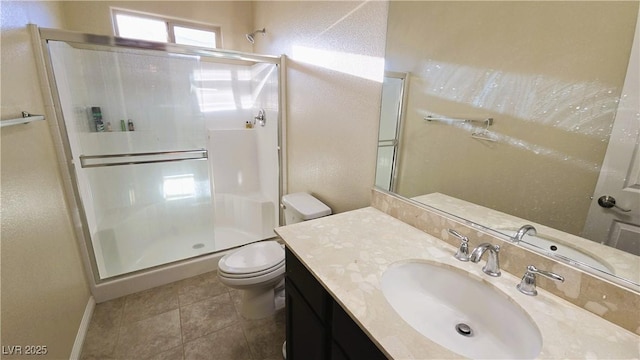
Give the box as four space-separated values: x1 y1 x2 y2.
282 192 331 225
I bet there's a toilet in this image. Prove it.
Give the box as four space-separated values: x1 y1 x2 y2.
217 192 331 319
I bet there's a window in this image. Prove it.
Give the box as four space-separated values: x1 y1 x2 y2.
112 9 221 49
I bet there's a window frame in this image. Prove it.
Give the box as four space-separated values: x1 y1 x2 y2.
111 8 222 49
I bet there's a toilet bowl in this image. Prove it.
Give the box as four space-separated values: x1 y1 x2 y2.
217 192 331 319
218 240 286 319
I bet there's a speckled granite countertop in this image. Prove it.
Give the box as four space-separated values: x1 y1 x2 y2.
275 207 640 359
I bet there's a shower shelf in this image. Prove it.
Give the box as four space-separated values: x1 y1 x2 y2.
1 111 45 128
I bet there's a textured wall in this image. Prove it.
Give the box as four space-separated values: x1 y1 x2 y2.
385 1 637 235
0 1 91 359
254 1 388 213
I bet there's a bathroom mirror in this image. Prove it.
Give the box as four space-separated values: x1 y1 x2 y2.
377 1 640 290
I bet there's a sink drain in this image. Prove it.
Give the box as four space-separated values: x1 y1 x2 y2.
192 243 205 249
455 323 473 337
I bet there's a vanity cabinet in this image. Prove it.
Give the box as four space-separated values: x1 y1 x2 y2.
285 248 388 360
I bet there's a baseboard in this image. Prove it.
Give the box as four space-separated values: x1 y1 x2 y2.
69 296 95 360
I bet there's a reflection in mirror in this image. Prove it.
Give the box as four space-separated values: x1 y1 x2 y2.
378 1 640 290
375 72 407 191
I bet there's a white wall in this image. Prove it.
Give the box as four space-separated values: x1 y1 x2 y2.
0 1 91 359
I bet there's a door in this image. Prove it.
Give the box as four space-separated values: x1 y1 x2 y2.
583 11 640 256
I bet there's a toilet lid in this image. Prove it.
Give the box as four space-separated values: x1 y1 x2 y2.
218 261 284 279
218 241 285 274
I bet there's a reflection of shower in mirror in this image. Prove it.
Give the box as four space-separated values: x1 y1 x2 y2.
245 28 266 44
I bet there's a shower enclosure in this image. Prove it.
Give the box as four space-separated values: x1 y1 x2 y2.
36 27 283 286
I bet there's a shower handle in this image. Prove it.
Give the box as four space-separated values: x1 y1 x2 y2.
255 109 266 127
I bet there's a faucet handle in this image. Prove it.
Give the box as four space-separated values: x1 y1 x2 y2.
517 265 564 296
448 229 470 262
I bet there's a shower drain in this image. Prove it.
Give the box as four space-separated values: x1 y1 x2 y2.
192 243 205 249
455 323 473 337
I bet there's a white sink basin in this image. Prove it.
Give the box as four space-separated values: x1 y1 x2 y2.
505 230 613 274
381 261 542 359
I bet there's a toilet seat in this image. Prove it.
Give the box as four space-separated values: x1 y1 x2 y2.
218 240 285 275
218 259 284 279
218 263 285 287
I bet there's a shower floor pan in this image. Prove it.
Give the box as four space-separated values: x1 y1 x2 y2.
97 226 258 279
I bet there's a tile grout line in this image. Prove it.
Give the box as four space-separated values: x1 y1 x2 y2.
240 322 257 360
181 291 241 343
112 296 128 359
224 282 257 359
137 284 185 360
122 285 183 359
230 289 257 359
179 273 232 358
178 285 186 360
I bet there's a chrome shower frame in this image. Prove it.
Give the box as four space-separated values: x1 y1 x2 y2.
29 25 288 301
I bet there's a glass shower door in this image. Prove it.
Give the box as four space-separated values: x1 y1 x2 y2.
82 155 214 278
48 40 216 279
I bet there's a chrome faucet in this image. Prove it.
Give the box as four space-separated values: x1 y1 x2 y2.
513 224 537 242
517 265 564 296
448 229 470 261
470 243 501 277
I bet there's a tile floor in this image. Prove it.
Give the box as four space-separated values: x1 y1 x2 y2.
80 271 285 360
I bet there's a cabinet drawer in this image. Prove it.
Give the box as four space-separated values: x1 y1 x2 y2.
286 247 329 321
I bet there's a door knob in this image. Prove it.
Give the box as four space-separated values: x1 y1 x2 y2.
597 195 631 212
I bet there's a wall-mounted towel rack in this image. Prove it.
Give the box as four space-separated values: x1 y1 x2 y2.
424 115 493 126
424 115 497 142
471 130 497 142
1 111 46 128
